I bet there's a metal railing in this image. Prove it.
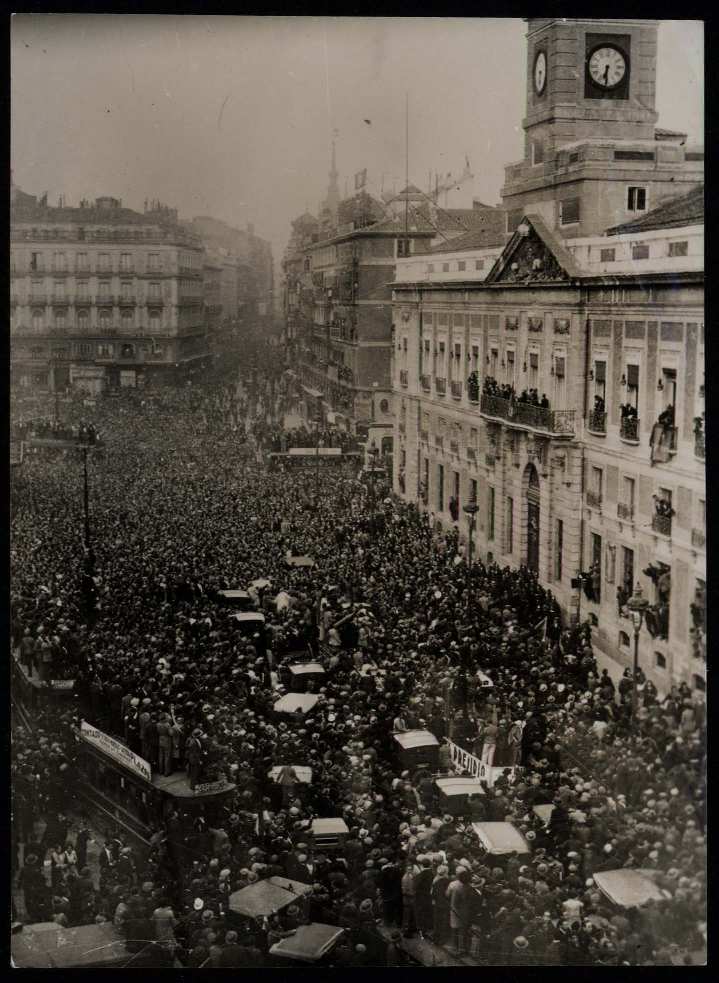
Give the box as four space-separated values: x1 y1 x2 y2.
586 490 602 509
420 374 431 391
451 381 463 398
586 410 607 434
617 502 634 521
620 416 640 442
695 433 705 459
651 513 672 537
435 376 447 394
479 393 575 435
692 528 706 549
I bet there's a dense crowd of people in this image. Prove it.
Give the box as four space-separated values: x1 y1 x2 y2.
11 355 706 967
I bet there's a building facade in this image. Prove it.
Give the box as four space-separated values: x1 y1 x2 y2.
391 18 704 693
10 194 210 392
291 193 434 454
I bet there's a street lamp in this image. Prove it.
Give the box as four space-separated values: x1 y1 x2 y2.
463 499 479 571
627 582 649 725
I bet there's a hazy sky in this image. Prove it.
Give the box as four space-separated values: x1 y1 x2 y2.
11 16 703 262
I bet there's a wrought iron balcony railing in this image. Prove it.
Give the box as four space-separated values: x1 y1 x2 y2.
450 381 463 398
479 393 575 436
420 374 431 391
586 490 602 509
435 376 447 394
587 410 607 434
620 416 640 442
617 502 634 521
651 513 672 537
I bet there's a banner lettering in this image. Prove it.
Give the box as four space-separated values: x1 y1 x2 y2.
80 720 152 783
445 738 519 788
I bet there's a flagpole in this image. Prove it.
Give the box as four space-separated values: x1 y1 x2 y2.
404 91 409 243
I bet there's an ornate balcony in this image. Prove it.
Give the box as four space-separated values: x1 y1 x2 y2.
145 297 165 308
617 502 634 521
586 410 607 434
651 513 672 537
399 369 408 387
420 374 431 392
435 376 447 395
620 416 640 443
451 381 463 398
479 393 575 437
691 528 706 549
586 490 602 509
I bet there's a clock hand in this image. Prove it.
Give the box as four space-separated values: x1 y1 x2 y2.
603 64 609 84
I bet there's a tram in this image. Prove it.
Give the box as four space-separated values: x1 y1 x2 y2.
73 720 236 843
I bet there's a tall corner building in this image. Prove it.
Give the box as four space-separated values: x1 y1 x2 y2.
392 18 705 693
10 193 211 392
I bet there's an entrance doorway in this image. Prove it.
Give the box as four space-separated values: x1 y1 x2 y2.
526 463 540 574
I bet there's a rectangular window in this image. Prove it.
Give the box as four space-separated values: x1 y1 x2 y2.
54 310 66 332
555 518 563 581
531 139 544 165
506 497 514 554
591 466 603 498
442 263 450 273
594 359 607 401
148 253 160 272
623 476 635 512
30 251 43 271
438 464 445 512
98 281 111 299
121 282 133 301
397 239 411 257
76 281 89 301
469 478 477 504
453 471 460 508
622 546 634 591
98 252 110 272
53 252 66 272
559 198 580 225
668 240 688 258
528 351 539 388
490 347 499 376
506 349 515 384
627 187 647 212
149 282 161 299
76 252 89 271
428 264 434 274
471 345 479 367
626 363 639 409
600 248 615 262
120 252 132 272
488 486 495 541
457 261 466 272
53 281 65 300
475 259 485 271
632 244 650 260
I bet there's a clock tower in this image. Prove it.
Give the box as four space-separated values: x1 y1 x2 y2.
524 18 659 159
501 19 703 238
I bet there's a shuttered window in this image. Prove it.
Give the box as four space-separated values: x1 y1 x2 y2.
626 364 639 387
555 356 565 377
529 352 539 369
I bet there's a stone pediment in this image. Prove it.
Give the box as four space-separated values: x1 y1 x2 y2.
485 214 580 286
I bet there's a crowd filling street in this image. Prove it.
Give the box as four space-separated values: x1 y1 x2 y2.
11 348 707 967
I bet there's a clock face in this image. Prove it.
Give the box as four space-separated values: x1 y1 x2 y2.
588 45 627 89
534 50 547 94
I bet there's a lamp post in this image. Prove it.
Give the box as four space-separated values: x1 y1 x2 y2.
627 582 649 725
463 499 479 574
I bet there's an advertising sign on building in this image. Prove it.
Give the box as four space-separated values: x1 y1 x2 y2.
80 720 152 783
445 738 519 788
